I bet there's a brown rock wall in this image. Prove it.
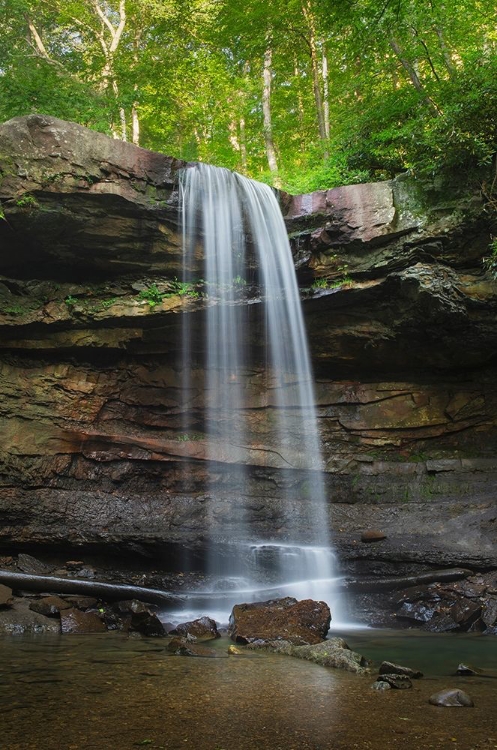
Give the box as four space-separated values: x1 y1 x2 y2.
1 115 496 572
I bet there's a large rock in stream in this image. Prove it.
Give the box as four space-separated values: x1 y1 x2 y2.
228 597 331 645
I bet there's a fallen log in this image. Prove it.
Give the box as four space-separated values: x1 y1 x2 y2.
341 568 473 593
0 570 185 608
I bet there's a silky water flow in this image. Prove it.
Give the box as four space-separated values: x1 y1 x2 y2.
176 163 342 625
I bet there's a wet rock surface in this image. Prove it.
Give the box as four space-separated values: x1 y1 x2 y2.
60 608 107 634
289 638 370 674
229 597 331 645
376 673 413 689
170 616 220 641
29 595 72 617
379 661 423 679
429 689 474 707
167 637 220 657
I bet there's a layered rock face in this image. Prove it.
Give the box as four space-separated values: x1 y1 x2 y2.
0 114 496 577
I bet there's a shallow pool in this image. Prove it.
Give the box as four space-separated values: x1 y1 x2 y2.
1 630 497 750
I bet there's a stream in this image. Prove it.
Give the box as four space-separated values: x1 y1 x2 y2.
2 630 497 749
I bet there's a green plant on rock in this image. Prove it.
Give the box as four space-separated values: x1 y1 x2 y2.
138 284 164 307
99 297 119 310
311 278 330 290
2 304 25 315
64 295 78 308
15 194 38 209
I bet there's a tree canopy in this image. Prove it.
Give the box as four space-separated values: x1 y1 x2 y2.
1 0 496 192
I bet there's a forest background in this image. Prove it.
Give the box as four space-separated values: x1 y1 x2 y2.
1 0 496 194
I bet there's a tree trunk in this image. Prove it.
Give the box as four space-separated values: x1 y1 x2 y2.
301 0 328 156
389 37 440 115
132 105 140 145
434 25 456 77
262 47 279 176
239 116 248 173
322 44 330 140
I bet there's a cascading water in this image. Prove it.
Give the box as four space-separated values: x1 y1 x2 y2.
177 163 341 624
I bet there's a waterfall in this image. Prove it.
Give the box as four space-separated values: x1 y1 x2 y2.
177 163 340 624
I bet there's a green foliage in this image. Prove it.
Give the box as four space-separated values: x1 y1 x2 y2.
138 279 202 307
99 297 119 310
0 0 495 191
311 278 330 290
15 194 38 208
64 295 77 307
138 284 164 307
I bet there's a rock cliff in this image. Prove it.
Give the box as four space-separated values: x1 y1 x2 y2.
0 114 496 578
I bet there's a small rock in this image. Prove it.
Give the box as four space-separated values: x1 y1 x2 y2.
170 616 220 641
429 689 474 707
377 673 412 689
60 608 106 634
0 584 13 607
29 596 72 617
167 637 220 657
117 599 150 615
379 661 423 679
456 663 481 676
372 680 391 691
17 553 50 575
75 566 96 579
360 530 387 543
65 560 85 569
227 645 243 655
63 596 99 610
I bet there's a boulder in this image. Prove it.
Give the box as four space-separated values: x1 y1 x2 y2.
377 673 413 689
60 607 106 634
114 598 166 635
29 595 72 617
229 597 331 645
422 614 460 633
429 689 474 707
170 616 220 641
449 598 481 628
379 661 423 679
481 597 497 628
0 584 13 607
290 638 370 675
0 596 60 634
63 596 99 610
17 554 50 575
396 601 439 624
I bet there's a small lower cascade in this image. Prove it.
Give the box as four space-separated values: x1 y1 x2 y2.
177 163 341 624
